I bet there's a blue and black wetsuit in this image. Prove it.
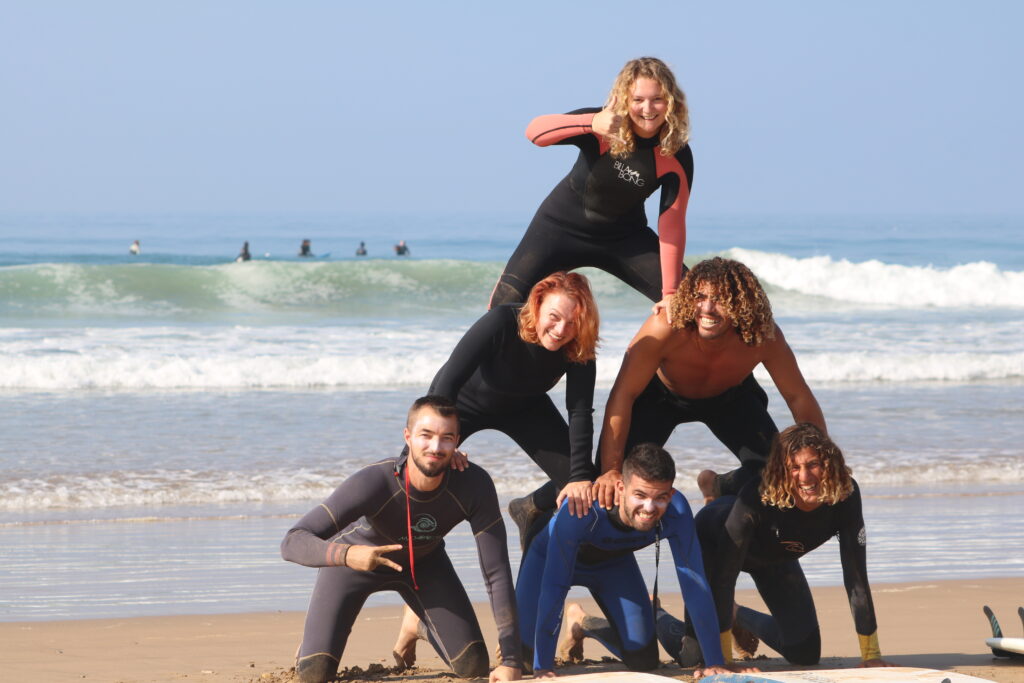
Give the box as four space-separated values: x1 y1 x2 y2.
516 492 724 672
281 455 521 681
682 479 880 664
430 304 597 506
491 109 693 306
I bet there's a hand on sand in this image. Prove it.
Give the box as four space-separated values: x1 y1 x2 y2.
651 295 673 324
694 663 760 680
450 449 469 471
556 481 595 517
345 544 403 572
591 97 626 145
860 658 897 667
593 470 622 509
489 664 522 682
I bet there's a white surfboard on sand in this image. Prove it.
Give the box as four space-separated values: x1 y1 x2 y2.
701 667 995 683
555 674 671 682
557 669 994 683
986 637 1024 655
982 604 1024 658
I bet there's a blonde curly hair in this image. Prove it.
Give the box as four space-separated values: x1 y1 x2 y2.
605 56 690 159
759 423 854 509
668 257 775 346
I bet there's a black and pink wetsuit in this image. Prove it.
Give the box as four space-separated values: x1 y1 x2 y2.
491 108 693 306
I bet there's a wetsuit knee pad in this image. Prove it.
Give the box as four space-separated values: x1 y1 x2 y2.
295 653 338 683
782 630 821 666
621 638 660 671
489 275 529 307
450 641 490 679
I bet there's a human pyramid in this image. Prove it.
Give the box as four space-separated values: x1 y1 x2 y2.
281 57 892 683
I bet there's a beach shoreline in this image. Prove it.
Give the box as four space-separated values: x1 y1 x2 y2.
6 577 1023 682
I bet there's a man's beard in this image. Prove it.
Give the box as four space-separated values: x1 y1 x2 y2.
412 452 448 477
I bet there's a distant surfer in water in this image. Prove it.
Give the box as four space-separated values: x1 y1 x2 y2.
355 241 367 256
594 257 826 507
237 241 251 262
426 271 601 550
394 239 410 256
281 396 522 683
129 240 140 255
490 57 693 318
299 239 313 257
664 423 894 668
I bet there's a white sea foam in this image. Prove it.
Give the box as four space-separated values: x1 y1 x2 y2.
728 248 1024 308
3 452 1022 512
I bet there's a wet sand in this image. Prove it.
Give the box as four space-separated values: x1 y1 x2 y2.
4 577 1023 682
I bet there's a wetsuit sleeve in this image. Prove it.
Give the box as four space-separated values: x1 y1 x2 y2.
564 359 597 482
280 465 382 567
654 144 693 296
431 307 507 400
534 503 592 670
835 482 879 644
466 467 523 669
525 108 602 147
665 493 726 668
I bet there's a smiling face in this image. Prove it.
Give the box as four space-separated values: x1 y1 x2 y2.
628 77 668 139
789 447 825 511
535 291 579 352
616 473 673 532
692 281 732 340
404 407 458 480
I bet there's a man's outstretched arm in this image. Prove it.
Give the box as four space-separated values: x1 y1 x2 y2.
761 325 826 434
595 312 671 508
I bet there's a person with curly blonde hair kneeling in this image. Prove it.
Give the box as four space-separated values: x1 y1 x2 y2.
665 423 894 667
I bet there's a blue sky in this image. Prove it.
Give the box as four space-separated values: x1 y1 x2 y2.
1 1 1021 215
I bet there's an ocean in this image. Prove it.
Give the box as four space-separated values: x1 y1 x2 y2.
1 210 1022 621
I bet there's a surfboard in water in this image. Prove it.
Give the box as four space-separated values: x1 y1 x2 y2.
701 667 996 683
982 604 1024 658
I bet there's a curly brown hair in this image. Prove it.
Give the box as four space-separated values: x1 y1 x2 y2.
759 423 854 509
518 272 600 363
605 56 690 159
668 257 775 346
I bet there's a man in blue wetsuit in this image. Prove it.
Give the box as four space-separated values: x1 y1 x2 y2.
516 443 755 677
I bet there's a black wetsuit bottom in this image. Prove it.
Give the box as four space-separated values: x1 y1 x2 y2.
296 550 490 683
619 373 777 495
680 497 821 665
490 217 665 306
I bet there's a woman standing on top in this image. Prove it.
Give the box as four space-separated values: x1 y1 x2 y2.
490 56 693 315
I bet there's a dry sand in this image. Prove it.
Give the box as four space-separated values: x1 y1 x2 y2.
4 577 1022 683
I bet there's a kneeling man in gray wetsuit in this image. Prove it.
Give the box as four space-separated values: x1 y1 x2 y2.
281 395 522 683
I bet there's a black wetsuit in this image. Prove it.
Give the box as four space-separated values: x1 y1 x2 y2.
685 479 878 665
491 109 693 306
621 373 777 494
430 304 597 503
280 455 521 681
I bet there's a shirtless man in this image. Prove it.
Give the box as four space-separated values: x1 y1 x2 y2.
281 395 521 683
594 257 825 507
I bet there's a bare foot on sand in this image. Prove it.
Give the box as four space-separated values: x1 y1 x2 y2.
557 603 587 664
697 469 720 504
392 606 421 670
732 602 759 658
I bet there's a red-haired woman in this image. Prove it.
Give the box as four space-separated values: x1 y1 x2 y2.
432 271 601 547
